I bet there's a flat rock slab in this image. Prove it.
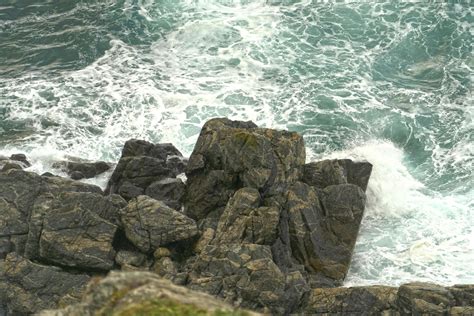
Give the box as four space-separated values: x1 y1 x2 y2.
0 253 90 315
121 195 198 253
37 192 119 270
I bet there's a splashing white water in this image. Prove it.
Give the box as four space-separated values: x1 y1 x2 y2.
323 141 474 286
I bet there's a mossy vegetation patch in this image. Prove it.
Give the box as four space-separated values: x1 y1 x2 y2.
109 298 250 316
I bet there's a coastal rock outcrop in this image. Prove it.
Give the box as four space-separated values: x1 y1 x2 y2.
3 118 470 316
181 118 370 313
0 154 31 172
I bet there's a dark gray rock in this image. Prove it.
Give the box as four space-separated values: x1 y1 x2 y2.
0 253 90 315
121 139 182 160
9 153 31 167
118 181 144 200
70 171 84 180
166 155 188 176
0 237 11 259
302 159 372 192
120 195 198 253
105 140 184 200
285 182 366 285
145 177 185 210
53 160 111 179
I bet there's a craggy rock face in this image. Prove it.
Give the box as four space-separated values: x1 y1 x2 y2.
183 118 371 314
302 159 373 192
184 118 306 223
36 192 120 270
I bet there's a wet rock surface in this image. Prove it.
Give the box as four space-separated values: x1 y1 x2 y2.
1 118 472 315
52 160 111 180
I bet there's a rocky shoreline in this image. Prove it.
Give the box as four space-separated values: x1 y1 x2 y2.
0 118 472 315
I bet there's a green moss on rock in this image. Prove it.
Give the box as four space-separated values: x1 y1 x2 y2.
110 298 250 316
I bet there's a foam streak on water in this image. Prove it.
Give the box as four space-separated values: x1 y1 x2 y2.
0 1 473 285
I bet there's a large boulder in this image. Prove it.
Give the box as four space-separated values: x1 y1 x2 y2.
38 271 259 316
179 118 371 313
276 181 366 286
185 118 305 224
0 169 102 246
120 195 198 253
32 192 121 270
0 168 124 270
105 139 186 200
0 253 90 315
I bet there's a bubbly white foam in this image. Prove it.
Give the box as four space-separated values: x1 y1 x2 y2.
1 1 472 286
323 141 474 286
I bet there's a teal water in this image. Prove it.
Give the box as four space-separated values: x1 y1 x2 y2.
0 1 472 285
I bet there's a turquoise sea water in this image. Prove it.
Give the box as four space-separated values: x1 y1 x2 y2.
0 1 473 285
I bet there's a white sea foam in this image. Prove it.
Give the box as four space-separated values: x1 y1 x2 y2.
1 1 472 286
323 141 474 286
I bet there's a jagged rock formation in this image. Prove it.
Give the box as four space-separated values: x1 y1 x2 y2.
182 118 370 313
0 118 472 316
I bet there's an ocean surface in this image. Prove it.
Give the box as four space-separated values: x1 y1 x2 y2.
0 0 472 286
